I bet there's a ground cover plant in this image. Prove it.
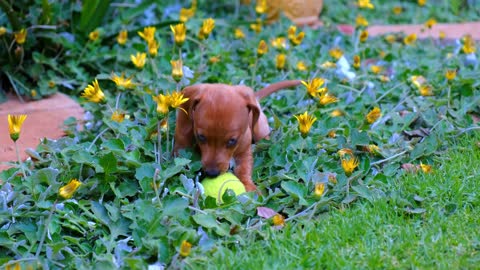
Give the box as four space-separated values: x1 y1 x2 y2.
1 0 479 269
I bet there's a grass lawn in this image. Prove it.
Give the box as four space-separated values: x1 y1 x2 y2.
197 133 480 269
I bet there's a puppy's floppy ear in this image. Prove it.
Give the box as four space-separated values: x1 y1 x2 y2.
235 86 271 142
174 85 203 152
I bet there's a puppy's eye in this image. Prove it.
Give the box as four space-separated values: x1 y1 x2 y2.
197 134 207 143
227 138 237 147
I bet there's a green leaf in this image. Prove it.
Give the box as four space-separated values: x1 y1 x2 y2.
99 152 118 174
281 181 308 206
350 129 370 146
163 197 189 218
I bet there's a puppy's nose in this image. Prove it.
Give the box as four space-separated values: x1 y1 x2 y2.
204 168 220 177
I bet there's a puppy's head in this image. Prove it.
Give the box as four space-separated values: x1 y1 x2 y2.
176 84 270 176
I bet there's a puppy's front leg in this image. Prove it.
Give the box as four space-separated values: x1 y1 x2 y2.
233 148 257 192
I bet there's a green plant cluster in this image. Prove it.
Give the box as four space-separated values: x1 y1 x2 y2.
1 0 480 268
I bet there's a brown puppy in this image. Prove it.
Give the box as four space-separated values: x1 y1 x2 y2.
174 80 300 191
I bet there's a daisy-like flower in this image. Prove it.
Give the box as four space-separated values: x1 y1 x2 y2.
170 23 187 46
170 59 183 82
294 111 317 137
179 240 192 257
424 18 437 29
209 56 220 64
296 61 307 71
0 27 6 36
328 130 336 138
138 26 156 42
419 85 433 96
275 53 286 70
462 35 476 54
130 52 146 69
117 30 128 45
8 114 27 142
366 107 381 123
392 6 403 15
410 75 426 88
353 55 361 69
367 144 381 155
272 214 285 227
257 40 268 56
179 1 196 22
439 31 446 40
234 28 245 39
403 33 417 45
111 72 135 89
321 61 337 69
359 30 368 43
318 93 338 105
445 69 456 81
250 19 262 33
301 78 326 98
420 163 432 173
148 39 160 57
153 94 170 115
287 26 297 40
385 34 396 44
370 65 382 74
314 182 325 196
255 0 267 14
271 37 287 50
168 91 189 112
14 28 27 44
59 179 82 199
342 157 359 176
337 148 354 157
198 18 215 40
358 0 374 9
111 111 125 123
89 29 100 41
81 79 105 103
287 26 304 46
418 0 427 6
355 15 368 27
329 47 343 60
330 109 344 117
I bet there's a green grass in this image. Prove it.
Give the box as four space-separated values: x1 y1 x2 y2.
193 133 480 269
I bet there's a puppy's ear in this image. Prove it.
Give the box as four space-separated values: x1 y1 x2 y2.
235 86 271 142
174 85 203 152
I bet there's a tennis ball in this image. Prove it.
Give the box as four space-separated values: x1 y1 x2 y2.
202 172 246 203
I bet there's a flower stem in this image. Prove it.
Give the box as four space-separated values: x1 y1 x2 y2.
447 85 451 108
251 56 258 86
14 140 26 178
36 199 57 258
157 119 162 166
166 112 170 158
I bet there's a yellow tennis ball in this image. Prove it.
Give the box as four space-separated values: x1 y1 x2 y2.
202 172 246 203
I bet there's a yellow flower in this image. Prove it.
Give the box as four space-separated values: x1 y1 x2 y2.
392 6 403 14
117 30 128 45
290 31 305 46
179 240 192 257
198 18 215 40
0 26 6 36
330 109 344 117
314 183 325 196
275 53 286 70
209 56 221 64
111 111 125 123
250 19 262 33
359 30 368 43
148 39 160 57
255 0 267 14
318 93 338 105
31 89 37 97
321 61 336 69
425 18 437 29
234 28 245 39
170 23 187 46
294 111 317 137
329 47 343 60
111 72 135 89
14 28 27 44
366 107 381 124
462 35 476 54
153 94 170 115
271 37 287 50
287 26 297 40
379 75 390 83
257 40 268 56
438 31 446 40
337 148 354 157
168 91 189 111
385 34 396 44
81 79 105 103
418 0 427 6
328 130 336 138
179 3 196 22
138 26 156 43
353 55 361 69
8 114 27 142
48 81 56 88
342 157 359 176
370 65 382 74
403 33 417 45
445 69 456 81
59 179 82 199
420 163 432 173
355 15 368 27
301 78 326 98
89 30 100 41
296 61 307 71
367 144 381 155
410 75 426 88
419 85 433 96
130 52 146 69
170 59 183 82
358 0 374 9
272 214 285 227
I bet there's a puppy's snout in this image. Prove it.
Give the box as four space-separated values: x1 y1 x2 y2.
204 168 221 177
